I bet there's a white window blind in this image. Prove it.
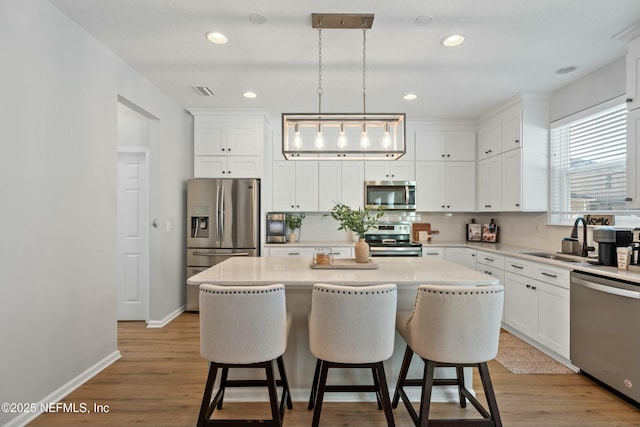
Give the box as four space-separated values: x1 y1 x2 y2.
549 103 627 224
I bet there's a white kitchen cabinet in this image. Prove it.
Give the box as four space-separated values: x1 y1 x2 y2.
477 117 501 161
268 247 315 257
421 247 444 258
476 257 505 322
190 112 265 178
477 156 502 211
503 257 570 359
415 129 476 161
626 37 640 112
445 247 476 269
501 104 523 153
501 149 522 211
364 161 415 181
318 161 365 211
415 161 475 212
272 161 318 211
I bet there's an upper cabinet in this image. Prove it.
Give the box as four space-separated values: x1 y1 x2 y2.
189 110 266 178
476 95 549 212
626 37 640 208
415 129 476 161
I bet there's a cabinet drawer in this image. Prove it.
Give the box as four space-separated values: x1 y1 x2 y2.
533 263 570 289
422 247 444 258
476 264 504 285
330 247 354 259
476 251 505 269
269 247 315 257
504 257 533 276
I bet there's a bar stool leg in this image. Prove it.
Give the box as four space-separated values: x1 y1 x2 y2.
216 368 229 409
197 363 219 427
418 360 436 427
478 362 502 427
276 355 293 410
372 367 383 410
374 361 396 427
311 361 330 427
392 345 413 408
456 365 467 408
265 361 281 427
308 359 322 410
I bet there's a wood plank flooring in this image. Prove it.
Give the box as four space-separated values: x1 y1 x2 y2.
30 312 640 427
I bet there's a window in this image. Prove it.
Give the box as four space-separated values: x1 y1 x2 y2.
549 101 627 225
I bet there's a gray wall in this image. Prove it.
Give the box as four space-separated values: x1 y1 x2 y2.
0 1 191 425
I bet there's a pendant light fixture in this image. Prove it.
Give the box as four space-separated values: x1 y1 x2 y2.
282 13 405 160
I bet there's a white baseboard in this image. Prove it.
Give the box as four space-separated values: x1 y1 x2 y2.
147 305 185 328
4 350 121 427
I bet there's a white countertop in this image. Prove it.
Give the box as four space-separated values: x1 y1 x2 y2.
187 256 500 288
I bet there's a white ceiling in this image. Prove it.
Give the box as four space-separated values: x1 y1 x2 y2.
49 0 640 120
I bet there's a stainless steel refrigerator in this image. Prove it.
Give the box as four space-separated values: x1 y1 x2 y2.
186 178 260 311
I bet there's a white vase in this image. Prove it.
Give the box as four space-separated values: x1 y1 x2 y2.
354 238 369 263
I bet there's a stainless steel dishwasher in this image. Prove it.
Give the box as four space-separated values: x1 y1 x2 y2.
570 271 640 405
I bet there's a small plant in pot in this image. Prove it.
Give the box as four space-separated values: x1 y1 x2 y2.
285 212 305 243
324 203 384 263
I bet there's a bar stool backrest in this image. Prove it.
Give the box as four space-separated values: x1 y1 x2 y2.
199 283 288 364
309 283 397 364
399 284 504 364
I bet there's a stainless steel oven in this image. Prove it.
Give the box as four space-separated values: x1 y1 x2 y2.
364 222 422 257
570 271 640 405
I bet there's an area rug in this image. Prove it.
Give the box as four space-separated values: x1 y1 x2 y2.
495 331 574 374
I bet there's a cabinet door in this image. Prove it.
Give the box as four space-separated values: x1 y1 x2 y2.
626 37 640 112
415 130 445 161
478 117 501 160
194 156 226 178
194 122 226 155
364 162 389 181
626 108 640 209
228 122 263 156
501 105 522 153
318 161 342 211
446 162 475 211
504 272 536 337
389 161 415 181
227 156 263 178
341 161 365 209
415 162 445 211
294 162 319 211
272 161 296 211
477 156 502 211
445 131 476 161
502 149 522 211
535 281 570 358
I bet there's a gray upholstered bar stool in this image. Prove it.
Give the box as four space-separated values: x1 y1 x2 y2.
198 284 292 427
392 284 504 427
308 283 397 427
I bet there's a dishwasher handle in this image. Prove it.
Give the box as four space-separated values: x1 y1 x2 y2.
572 276 640 299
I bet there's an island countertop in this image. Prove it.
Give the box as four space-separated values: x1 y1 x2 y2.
186 256 499 288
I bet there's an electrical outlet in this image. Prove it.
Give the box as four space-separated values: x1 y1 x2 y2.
166 220 172 232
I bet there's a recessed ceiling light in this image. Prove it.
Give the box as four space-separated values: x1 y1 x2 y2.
556 65 578 75
442 34 465 47
205 32 228 44
242 91 257 99
403 94 418 101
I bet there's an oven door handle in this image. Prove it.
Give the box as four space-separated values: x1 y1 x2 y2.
573 277 640 299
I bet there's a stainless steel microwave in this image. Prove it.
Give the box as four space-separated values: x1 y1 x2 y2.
365 181 416 211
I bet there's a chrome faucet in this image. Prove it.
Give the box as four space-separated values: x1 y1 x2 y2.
570 216 595 258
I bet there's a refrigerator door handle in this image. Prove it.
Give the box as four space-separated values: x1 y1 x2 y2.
216 184 223 242
192 252 250 257
220 185 225 239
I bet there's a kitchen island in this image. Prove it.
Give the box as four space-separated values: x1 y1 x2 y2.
188 256 499 403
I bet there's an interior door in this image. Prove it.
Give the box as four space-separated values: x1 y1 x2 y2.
117 150 149 321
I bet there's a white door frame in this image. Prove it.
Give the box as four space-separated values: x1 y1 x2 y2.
117 147 150 322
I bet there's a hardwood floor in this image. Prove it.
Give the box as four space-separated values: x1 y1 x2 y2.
31 312 640 427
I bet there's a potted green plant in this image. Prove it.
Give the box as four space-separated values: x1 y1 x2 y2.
285 212 305 243
325 203 384 262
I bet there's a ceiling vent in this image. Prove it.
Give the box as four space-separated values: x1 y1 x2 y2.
192 85 215 96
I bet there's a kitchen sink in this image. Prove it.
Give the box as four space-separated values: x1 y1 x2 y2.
522 252 596 265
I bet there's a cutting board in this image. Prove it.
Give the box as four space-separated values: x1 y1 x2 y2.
412 223 439 242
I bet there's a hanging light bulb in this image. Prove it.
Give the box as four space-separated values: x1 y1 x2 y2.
382 122 391 148
360 122 369 148
337 122 347 149
294 123 301 148
315 122 324 149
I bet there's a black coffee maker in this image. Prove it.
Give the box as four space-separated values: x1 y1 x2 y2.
593 227 632 266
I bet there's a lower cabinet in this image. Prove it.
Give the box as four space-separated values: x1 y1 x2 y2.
444 247 477 269
503 257 570 359
268 246 354 259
